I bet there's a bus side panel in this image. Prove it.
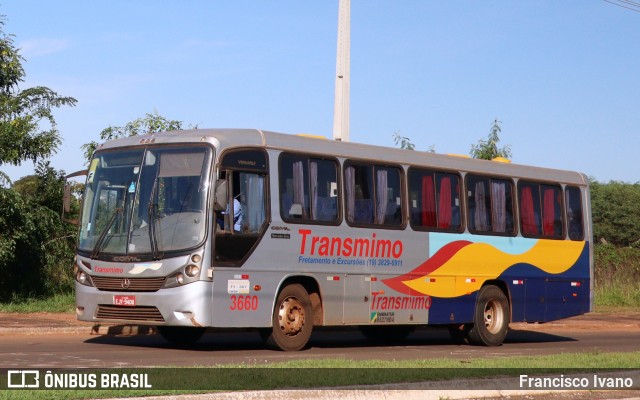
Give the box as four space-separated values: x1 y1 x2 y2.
524 278 547 322
210 268 273 328
501 241 591 323
543 242 591 321
505 278 526 322
426 295 475 325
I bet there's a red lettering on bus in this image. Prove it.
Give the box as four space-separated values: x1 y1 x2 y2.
298 229 404 259
371 292 431 310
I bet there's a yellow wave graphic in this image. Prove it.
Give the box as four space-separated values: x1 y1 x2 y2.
403 240 585 298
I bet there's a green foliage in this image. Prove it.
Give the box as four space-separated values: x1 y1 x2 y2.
0 16 77 167
470 119 512 160
0 164 75 301
594 244 640 307
591 181 640 247
81 110 183 163
0 292 74 313
392 131 415 150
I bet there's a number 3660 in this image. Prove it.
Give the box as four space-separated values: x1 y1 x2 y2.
230 295 259 311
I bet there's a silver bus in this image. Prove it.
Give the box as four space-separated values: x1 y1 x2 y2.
70 129 592 351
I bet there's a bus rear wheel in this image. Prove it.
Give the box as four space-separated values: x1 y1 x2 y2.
467 285 510 346
264 283 313 351
157 326 205 345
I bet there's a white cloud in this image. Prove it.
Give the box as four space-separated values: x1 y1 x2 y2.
18 38 70 57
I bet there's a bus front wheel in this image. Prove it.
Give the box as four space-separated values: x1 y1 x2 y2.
467 285 510 346
264 283 314 351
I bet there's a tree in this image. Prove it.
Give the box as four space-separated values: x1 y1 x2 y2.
469 119 512 160
0 163 76 300
590 180 640 247
393 131 416 150
81 110 184 163
392 131 436 152
0 15 77 170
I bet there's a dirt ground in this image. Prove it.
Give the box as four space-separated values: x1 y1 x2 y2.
509 308 640 332
481 390 640 400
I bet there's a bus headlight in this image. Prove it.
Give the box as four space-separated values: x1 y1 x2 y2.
76 270 94 287
176 273 185 285
185 265 200 278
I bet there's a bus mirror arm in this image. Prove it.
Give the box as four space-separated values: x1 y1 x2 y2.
62 169 87 225
214 179 228 211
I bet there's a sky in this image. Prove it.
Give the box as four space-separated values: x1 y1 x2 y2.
1 0 639 183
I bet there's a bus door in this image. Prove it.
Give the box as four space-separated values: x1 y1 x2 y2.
213 149 269 265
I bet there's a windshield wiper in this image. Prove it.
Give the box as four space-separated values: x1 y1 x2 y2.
147 178 162 260
148 202 162 260
90 207 123 259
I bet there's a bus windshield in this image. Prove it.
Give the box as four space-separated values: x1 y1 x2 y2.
78 146 211 257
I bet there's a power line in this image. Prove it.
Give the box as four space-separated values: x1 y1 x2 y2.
610 0 640 8
603 0 640 13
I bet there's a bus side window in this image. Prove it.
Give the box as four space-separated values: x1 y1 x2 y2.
466 175 514 235
519 182 541 236
565 186 584 241
345 162 403 227
279 153 339 224
408 169 461 232
519 181 563 239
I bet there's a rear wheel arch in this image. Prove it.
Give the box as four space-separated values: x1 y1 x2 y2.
467 282 511 346
260 276 323 351
482 279 511 319
276 275 323 325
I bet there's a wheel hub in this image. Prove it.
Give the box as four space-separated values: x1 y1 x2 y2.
484 299 504 334
277 297 305 336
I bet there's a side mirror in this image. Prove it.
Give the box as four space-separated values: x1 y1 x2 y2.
214 179 228 211
63 183 73 214
62 169 87 225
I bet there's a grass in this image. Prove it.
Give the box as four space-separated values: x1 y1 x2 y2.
0 292 74 313
595 282 640 308
594 244 640 308
1 351 639 399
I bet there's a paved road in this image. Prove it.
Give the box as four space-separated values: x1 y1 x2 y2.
0 325 638 369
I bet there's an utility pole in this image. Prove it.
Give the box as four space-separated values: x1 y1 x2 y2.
332 0 350 142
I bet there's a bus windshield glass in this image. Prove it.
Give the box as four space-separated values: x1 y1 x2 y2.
78 146 211 257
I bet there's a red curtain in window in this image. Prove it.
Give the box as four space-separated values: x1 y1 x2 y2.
421 175 436 227
520 186 537 235
542 188 556 236
438 176 452 228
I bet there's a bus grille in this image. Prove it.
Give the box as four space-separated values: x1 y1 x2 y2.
92 276 166 292
96 305 165 322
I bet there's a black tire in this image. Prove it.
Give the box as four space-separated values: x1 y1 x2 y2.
447 324 471 345
157 326 205 345
264 284 313 351
360 325 414 342
467 285 510 346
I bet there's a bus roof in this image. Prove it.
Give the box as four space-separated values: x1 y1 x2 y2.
96 128 588 186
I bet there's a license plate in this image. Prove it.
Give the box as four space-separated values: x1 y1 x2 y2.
113 295 136 307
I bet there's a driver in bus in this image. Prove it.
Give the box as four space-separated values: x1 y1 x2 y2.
216 198 243 232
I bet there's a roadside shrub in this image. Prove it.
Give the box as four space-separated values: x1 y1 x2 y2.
0 167 75 302
594 244 640 307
